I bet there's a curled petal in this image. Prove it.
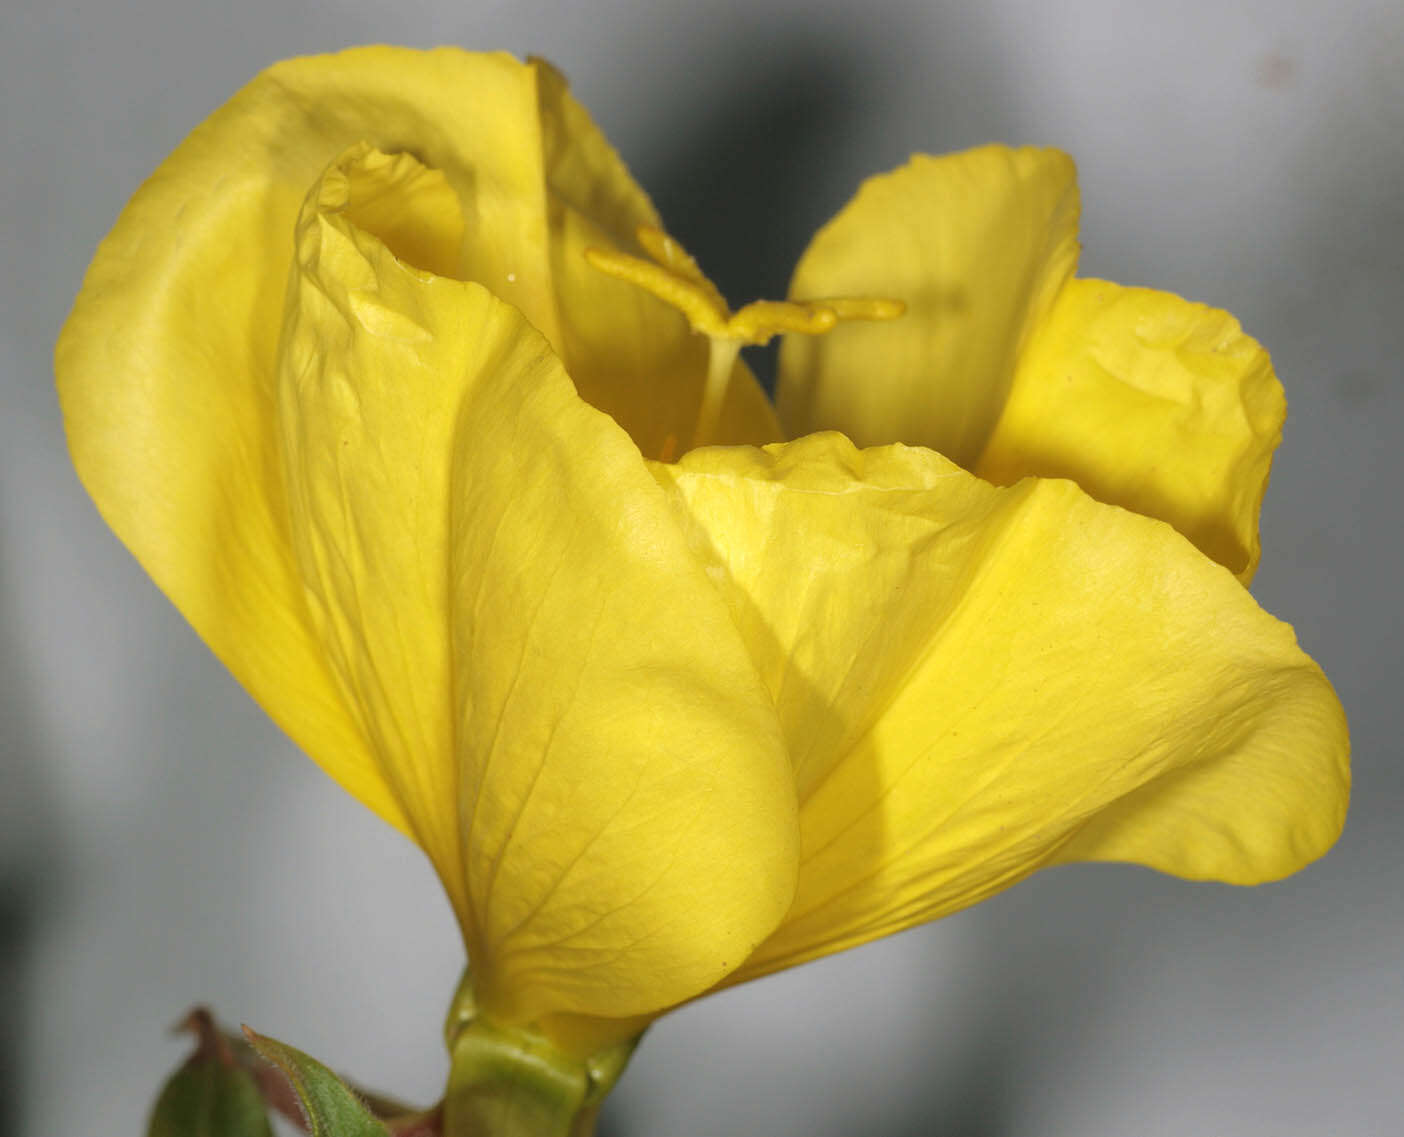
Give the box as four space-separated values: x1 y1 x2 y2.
56 45 777 841
976 278 1285 581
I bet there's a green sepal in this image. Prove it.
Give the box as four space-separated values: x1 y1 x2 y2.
147 1011 274 1137
244 1027 390 1137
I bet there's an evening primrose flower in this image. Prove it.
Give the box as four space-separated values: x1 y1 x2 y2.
57 42 1347 1107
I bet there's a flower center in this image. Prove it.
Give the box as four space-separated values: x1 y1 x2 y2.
586 226 904 451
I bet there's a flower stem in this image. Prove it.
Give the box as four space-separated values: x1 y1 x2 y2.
441 973 639 1137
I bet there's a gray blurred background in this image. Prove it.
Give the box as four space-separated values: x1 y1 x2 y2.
3 0 1401 1134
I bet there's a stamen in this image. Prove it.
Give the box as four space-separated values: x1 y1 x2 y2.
585 227 905 454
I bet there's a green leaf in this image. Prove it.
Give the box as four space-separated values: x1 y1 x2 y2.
243 1027 390 1137
147 1011 274 1137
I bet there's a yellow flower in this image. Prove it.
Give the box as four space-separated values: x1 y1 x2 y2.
57 47 1348 1061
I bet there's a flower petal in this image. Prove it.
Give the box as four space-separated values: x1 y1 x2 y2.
776 146 1080 467
282 146 798 1028
975 279 1285 581
55 45 775 840
652 435 1348 983
55 47 567 834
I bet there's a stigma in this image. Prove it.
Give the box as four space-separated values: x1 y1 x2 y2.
586 226 903 449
